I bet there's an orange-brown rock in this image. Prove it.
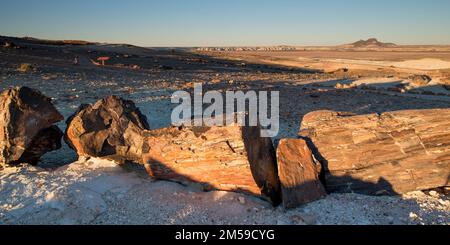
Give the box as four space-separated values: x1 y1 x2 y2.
142 125 281 205
276 139 326 208
65 95 150 163
299 109 450 195
0 87 63 166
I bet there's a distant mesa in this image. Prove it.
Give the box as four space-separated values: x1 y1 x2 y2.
345 38 397 48
196 38 400 52
22 36 95 46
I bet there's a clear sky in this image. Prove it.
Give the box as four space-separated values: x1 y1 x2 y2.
1 0 450 47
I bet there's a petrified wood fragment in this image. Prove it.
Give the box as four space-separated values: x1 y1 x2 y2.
142 124 281 204
276 138 326 208
299 109 450 195
66 96 281 204
0 87 63 166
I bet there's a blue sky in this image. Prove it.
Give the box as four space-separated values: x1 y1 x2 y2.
1 0 450 46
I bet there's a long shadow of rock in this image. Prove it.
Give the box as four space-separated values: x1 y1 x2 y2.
325 176 399 196
183 50 322 74
241 125 282 205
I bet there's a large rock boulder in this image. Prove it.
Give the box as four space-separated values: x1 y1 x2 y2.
299 109 450 195
142 124 281 205
0 87 63 166
65 95 150 163
276 139 326 208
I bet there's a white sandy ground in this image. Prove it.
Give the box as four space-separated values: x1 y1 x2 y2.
263 57 450 72
308 77 450 100
317 58 450 71
0 158 448 225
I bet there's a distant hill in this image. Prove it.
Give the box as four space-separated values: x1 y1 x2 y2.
0 35 97 46
21 36 96 46
343 38 398 48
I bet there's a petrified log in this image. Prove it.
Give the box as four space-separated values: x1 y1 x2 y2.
65 96 281 204
0 87 63 166
299 109 450 195
276 139 326 208
142 124 281 204
65 95 150 163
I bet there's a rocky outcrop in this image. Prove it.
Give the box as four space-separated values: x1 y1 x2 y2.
65 95 150 163
0 87 63 166
299 109 450 195
18 63 34 73
409 75 432 87
65 96 281 204
276 139 326 208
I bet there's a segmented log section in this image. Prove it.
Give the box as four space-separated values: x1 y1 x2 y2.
299 109 450 195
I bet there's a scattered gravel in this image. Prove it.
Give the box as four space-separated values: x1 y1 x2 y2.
1 158 448 225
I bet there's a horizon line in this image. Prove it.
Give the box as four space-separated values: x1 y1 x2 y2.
3 34 450 48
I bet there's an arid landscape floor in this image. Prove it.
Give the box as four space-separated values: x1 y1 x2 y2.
1 158 449 225
0 36 449 224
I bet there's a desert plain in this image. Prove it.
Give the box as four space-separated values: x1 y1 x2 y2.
0 36 449 224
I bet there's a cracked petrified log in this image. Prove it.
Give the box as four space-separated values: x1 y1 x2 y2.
276 139 326 208
299 109 450 195
65 96 281 204
0 87 63 166
65 95 150 163
141 124 281 204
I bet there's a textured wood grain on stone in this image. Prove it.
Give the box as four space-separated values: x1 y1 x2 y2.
277 139 326 208
142 124 281 205
65 96 281 204
299 109 450 195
